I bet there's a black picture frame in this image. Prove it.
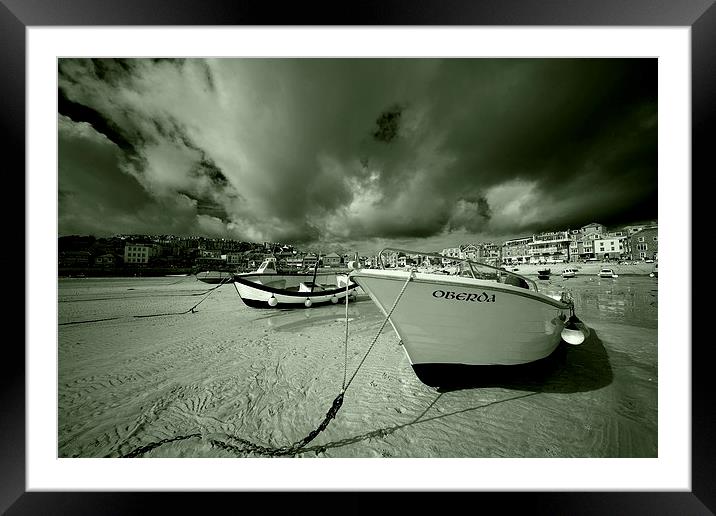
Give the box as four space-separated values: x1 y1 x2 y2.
5 0 709 513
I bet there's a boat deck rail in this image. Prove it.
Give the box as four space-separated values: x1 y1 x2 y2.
376 248 539 292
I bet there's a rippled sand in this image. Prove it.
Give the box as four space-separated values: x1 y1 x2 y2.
58 273 657 458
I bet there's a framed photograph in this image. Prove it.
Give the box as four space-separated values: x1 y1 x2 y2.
9 0 708 513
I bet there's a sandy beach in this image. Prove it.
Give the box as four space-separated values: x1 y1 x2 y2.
58 271 657 458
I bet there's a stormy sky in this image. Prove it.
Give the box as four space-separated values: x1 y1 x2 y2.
58 58 657 253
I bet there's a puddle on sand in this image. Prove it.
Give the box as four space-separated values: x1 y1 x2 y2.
255 298 381 332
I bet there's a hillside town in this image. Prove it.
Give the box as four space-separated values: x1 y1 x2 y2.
58 221 657 276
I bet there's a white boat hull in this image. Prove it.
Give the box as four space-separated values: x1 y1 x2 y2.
351 270 570 374
233 272 359 308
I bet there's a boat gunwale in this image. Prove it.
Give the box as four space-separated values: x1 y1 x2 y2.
351 269 570 309
233 274 358 298
376 246 539 291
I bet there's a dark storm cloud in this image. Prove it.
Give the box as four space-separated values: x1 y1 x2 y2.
201 61 215 92
351 58 657 237
58 115 195 236
58 58 657 246
148 115 230 187
87 58 137 85
373 105 403 143
58 88 137 155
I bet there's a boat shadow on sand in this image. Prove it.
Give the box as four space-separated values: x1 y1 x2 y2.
427 328 613 394
252 302 613 394
296 330 614 457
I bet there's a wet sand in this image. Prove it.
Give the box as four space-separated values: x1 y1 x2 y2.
502 261 655 277
58 273 657 458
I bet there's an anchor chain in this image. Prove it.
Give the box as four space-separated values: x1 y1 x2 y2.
208 393 344 457
121 271 414 458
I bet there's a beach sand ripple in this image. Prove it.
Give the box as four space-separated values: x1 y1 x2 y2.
58 275 658 458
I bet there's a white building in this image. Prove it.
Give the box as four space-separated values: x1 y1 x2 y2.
501 237 532 264
528 231 570 263
123 244 160 264
594 236 627 260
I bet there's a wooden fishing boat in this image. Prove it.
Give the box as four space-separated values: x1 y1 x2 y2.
233 258 359 308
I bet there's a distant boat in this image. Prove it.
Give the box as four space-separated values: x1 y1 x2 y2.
537 268 551 279
562 267 578 279
233 258 360 309
598 267 618 278
350 248 588 387
165 273 189 277
196 270 233 284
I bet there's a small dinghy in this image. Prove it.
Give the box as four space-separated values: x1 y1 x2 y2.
562 267 578 279
233 258 359 308
598 267 618 278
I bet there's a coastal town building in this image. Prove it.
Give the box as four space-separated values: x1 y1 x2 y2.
460 244 480 261
566 223 611 262
594 236 627 260
200 249 222 259
579 223 606 239
123 244 160 265
59 250 92 267
568 230 581 262
527 231 570 263
501 237 532 264
382 250 399 268
622 223 653 236
479 242 501 262
323 252 341 267
302 253 318 269
225 253 243 267
94 253 119 267
285 256 304 269
362 255 380 268
59 218 658 276
194 256 227 270
440 247 461 266
629 226 658 261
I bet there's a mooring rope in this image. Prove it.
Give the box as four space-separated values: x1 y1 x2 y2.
60 277 233 325
342 270 413 391
133 277 232 319
59 316 124 326
166 274 198 286
342 279 350 390
117 271 415 458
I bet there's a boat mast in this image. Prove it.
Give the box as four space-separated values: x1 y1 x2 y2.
310 252 320 292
